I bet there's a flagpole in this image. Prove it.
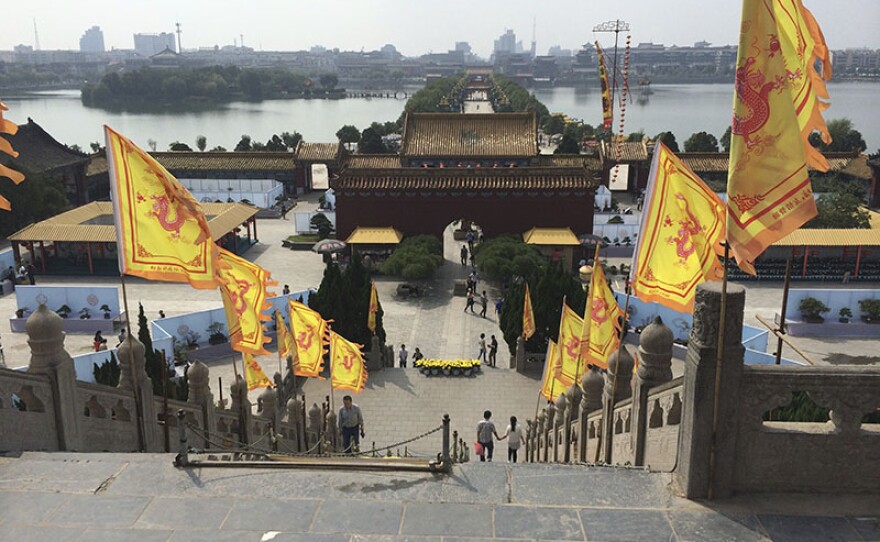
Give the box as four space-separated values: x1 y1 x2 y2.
119 273 146 452
327 328 335 415
598 289 631 464
707 243 730 500
576 244 601 385
775 250 794 365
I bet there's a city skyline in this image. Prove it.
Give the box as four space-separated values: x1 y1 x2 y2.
1 0 879 57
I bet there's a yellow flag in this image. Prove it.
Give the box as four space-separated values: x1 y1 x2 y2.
243 353 273 391
540 340 567 401
275 309 295 360
367 282 378 333
554 301 584 387
329 331 368 393
522 282 536 340
0 99 25 211
105 125 219 288
582 263 624 371
726 0 831 274
218 248 275 356
631 143 726 312
596 41 613 130
289 300 328 377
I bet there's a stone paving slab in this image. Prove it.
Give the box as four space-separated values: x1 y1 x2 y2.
2 453 879 541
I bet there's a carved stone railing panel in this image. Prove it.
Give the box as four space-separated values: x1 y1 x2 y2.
638 378 683 471
215 411 243 448
0 369 57 451
734 365 880 493
75 383 139 452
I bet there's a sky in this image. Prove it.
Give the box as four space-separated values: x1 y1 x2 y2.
1 0 878 57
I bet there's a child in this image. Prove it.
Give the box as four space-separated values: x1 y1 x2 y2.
499 416 526 463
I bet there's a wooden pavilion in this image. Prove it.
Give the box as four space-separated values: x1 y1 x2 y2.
7 202 258 274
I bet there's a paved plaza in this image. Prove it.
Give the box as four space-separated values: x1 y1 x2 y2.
1 452 879 541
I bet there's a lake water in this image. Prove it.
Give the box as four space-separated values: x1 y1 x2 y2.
3 82 878 152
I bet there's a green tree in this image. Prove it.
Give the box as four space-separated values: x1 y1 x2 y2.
805 183 871 229
808 118 867 153
358 127 387 153
473 235 546 285
93 351 121 387
543 115 566 135
719 126 732 152
499 264 587 355
626 130 645 143
684 131 719 152
0 168 70 237
234 135 253 152
281 131 302 150
654 132 679 152
137 303 188 400
169 141 192 151
196 135 207 152
265 134 286 151
319 73 339 90
336 125 361 148
310 213 335 239
238 70 264 100
554 133 581 154
381 235 443 280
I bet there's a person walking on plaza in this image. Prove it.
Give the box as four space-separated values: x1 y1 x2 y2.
479 291 488 318
338 395 365 454
117 328 126 347
282 284 290 295
466 230 475 252
398 344 409 368
465 288 475 313
26 264 35 285
460 245 468 266
478 333 487 363
413 347 424 362
499 416 526 463
476 410 500 462
488 334 498 367
495 297 503 317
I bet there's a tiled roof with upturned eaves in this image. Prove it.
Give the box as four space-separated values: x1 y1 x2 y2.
401 112 537 158
0 118 88 173
148 152 294 172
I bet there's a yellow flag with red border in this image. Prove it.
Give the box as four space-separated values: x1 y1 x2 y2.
522 282 536 340
726 0 831 274
243 353 273 391
218 248 275 356
105 125 220 288
289 300 328 377
329 331 368 393
367 282 379 333
554 301 584 387
275 309 295 360
0 99 25 211
581 263 624 370
540 340 567 401
631 143 726 312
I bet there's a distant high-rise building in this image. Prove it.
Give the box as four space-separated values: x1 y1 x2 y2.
79 26 104 53
455 42 472 54
494 30 517 55
133 32 176 57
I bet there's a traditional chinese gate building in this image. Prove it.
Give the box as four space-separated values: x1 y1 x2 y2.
332 112 601 241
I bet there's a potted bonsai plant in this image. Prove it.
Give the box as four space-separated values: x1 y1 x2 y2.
15 307 27 319
100 304 112 319
207 322 228 345
858 299 880 324
56 304 72 319
798 297 829 323
838 307 853 323
185 331 201 350
79 307 91 320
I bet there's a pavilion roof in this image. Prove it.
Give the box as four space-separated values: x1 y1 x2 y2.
0 118 89 173
295 142 342 162
400 112 538 158
148 152 294 172
8 201 257 243
522 227 581 246
676 151 871 180
333 166 599 192
346 227 404 245
599 140 649 163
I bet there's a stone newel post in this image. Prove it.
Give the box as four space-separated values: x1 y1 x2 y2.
258 386 279 451
632 316 674 466
26 304 82 451
187 361 216 448
117 332 161 452
287 396 305 451
578 367 603 462
675 282 745 499
601 345 634 463
230 375 252 446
